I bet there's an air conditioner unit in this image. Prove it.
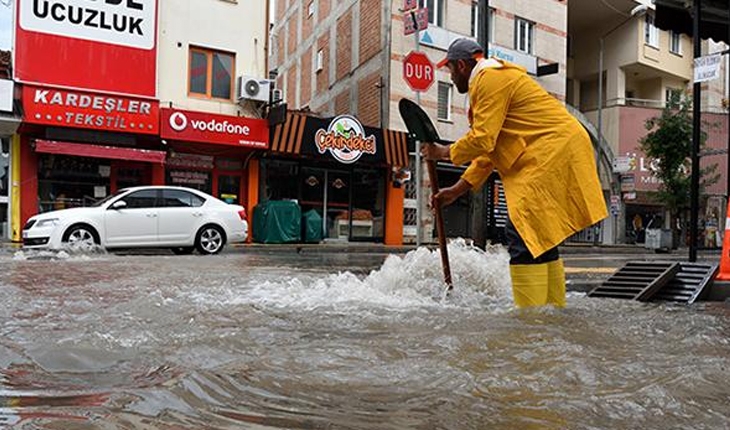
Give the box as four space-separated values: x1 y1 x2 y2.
236 76 272 103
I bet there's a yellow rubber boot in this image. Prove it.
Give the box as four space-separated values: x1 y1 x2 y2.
546 258 566 308
509 264 549 308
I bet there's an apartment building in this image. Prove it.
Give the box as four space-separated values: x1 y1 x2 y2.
9 0 271 242
568 0 729 246
270 0 570 244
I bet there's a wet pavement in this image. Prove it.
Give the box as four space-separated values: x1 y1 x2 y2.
1 242 729 429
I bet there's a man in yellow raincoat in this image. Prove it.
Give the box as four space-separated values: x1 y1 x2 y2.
422 38 607 308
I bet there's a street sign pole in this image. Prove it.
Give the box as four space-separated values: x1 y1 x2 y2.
413 10 422 247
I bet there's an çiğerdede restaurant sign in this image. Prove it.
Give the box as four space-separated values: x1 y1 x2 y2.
16 0 158 97
160 108 269 149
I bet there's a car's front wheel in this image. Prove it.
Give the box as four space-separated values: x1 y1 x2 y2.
195 225 226 255
62 224 100 250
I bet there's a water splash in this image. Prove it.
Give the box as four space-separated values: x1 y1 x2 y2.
199 239 513 312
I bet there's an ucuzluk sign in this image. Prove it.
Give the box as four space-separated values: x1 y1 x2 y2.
22 85 159 134
160 108 269 149
314 115 376 164
16 0 158 96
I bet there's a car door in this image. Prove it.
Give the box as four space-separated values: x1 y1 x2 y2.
104 189 159 246
157 189 206 244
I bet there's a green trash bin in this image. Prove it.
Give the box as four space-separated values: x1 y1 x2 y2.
252 200 302 243
302 209 323 243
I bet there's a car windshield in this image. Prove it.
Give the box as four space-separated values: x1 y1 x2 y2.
91 188 132 207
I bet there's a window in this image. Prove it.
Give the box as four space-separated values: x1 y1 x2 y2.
437 81 452 121
644 14 659 47
316 49 324 72
419 0 443 27
515 18 534 54
189 47 235 100
122 189 158 209
472 4 494 43
161 189 205 208
669 31 682 55
665 88 682 108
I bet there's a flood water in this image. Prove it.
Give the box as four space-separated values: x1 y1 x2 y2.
1 242 729 429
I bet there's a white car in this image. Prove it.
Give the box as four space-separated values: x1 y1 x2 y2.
23 186 249 255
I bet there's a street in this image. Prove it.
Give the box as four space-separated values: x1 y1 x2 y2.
1 243 729 429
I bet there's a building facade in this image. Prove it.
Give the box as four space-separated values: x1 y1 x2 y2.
11 0 269 243
10 0 409 246
568 0 729 247
270 0 575 244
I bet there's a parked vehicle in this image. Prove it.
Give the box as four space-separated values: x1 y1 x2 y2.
22 186 248 255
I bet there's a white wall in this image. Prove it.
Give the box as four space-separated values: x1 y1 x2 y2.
157 0 268 117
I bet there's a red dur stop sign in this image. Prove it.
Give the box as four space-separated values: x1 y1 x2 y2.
403 51 435 92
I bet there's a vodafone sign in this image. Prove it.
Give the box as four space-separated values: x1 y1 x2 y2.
160 108 269 149
15 0 158 97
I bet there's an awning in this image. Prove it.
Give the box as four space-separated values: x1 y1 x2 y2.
34 140 167 163
655 0 729 44
269 113 410 167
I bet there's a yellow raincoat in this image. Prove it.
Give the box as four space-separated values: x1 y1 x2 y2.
452 59 607 257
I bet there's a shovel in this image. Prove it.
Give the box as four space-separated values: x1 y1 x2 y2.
398 98 453 290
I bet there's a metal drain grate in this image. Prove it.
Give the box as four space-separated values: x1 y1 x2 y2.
588 261 680 301
649 262 718 304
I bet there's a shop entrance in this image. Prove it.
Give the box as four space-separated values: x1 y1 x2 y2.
217 174 241 205
264 160 385 242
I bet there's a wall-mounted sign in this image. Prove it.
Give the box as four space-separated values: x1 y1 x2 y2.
314 115 376 164
404 8 428 36
161 108 269 149
166 152 214 170
15 0 158 97
694 54 722 84
22 85 159 134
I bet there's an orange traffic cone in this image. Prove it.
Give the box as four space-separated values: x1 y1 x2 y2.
716 207 730 280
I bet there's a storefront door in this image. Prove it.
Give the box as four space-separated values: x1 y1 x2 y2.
218 174 241 204
325 169 350 240
299 167 350 240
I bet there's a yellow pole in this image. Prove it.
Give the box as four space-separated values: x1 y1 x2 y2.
10 134 20 242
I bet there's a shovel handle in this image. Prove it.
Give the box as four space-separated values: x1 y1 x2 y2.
426 159 453 289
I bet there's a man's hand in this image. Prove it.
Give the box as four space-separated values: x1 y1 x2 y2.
420 142 451 161
431 179 471 209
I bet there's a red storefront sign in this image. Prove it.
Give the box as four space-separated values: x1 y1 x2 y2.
160 108 269 149
15 0 158 97
22 85 160 134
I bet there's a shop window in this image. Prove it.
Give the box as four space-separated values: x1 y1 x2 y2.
161 189 205 208
262 159 299 201
37 154 111 212
189 47 235 100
